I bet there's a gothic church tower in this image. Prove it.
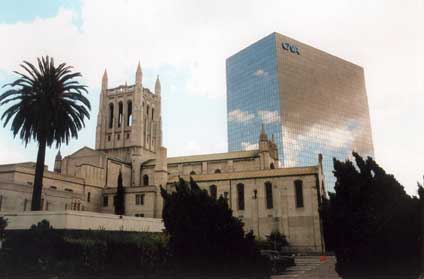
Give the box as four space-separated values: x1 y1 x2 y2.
95 63 164 186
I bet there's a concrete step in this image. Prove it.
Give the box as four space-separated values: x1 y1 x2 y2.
286 267 314 272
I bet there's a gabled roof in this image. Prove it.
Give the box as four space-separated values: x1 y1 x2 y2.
64 146 105 159
143 150 259 166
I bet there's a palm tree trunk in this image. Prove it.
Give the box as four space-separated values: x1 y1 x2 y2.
31 137 47 211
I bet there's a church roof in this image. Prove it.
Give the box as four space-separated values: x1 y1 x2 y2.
144 150 259 166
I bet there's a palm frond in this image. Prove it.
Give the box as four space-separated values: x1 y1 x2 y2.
0 56 91 148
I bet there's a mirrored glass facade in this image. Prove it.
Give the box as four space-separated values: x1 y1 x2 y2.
227 33 374 189
227 34 283 159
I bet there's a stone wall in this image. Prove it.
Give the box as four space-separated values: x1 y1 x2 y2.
1 210 164 232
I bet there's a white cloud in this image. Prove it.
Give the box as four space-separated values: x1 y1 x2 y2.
0 138 30 164
228 109 255 123
0 0 422 195
257 110 280 124
241 142 258 151
254 69 268 77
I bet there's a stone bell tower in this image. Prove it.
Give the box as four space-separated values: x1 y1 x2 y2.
95 62 163 164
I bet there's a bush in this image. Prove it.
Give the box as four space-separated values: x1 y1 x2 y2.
266 231 289 251
0 220 169 274
161 178 270 275
322 153 421 266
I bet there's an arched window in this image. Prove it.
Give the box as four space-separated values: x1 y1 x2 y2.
143 175 149 186
214 169 221 174
118 102 123 128
237 183 245 210
270 163 275 169
190 171 196 175
127 101 132 126
108 103 114 128
209 185 217 200
294 180 304 208
265 182 273 209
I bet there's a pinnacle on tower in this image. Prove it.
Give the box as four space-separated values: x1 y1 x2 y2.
155 75 161 95
55 150 62 160
54 150 62 173
260 123 268 141
102 69 108 91
136 61 142 86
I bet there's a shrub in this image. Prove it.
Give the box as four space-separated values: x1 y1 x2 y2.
0 220 169 274
266 231 289 251
322 153 421 266
160 178 270 274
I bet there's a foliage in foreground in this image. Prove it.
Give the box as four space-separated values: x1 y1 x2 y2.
0 217 7 238
321 152 421 265
0 220 168 274
161 178 269 273
114 171 125 215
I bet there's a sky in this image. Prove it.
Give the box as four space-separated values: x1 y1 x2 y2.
0 0 422 195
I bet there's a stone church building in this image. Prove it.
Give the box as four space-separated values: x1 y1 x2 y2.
0 64 326 252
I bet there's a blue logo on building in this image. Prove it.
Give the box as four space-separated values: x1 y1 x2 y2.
282 42 300 55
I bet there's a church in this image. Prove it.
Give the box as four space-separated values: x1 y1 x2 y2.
0 64 326 252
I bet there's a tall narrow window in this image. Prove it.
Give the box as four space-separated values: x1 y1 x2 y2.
143 175 149 186
209 185 217 200
0 195 2 211
147 105 150 117
127 101 132 126
136 194 145 205
87 192 91 203
237 183 245 210
152 108 154 120
265 182 273 209
24 198 28 211
108 103 114 128
118 102 123 128
294 180 304 208
103 196 108 207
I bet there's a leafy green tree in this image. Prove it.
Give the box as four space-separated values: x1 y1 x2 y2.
323 152 421 264
114 171 125 215
160 178 259 263
0 57 90 210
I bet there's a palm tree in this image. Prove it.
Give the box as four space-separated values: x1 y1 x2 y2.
0 56 91 210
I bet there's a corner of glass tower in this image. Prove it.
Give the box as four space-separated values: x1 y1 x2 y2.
226 33 284 163
226 32 375 190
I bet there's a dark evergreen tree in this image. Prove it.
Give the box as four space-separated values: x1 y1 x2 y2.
0 217 7 249
160 177 263 268
114 171 125 215
0 57 90 210
322 152 421 264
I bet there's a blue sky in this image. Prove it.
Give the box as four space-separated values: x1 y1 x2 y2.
0 0 81 24
0 0 423 195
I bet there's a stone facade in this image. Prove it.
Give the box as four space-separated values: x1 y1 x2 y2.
0 65 326 252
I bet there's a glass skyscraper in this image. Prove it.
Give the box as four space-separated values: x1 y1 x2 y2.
226 33 374 188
